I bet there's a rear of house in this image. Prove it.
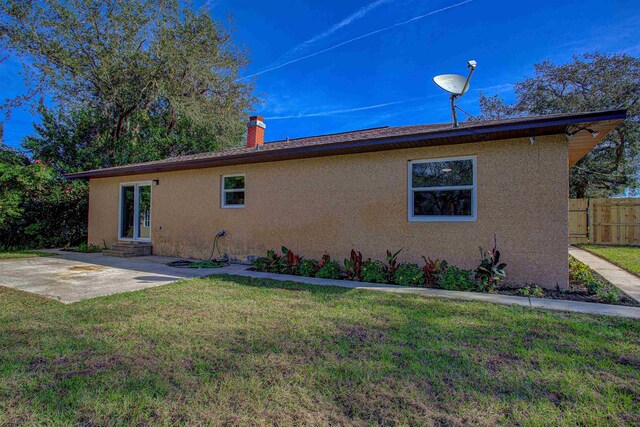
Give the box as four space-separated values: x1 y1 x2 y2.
68 110 626 288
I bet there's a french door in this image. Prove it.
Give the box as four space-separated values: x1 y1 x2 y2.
119 182 152 241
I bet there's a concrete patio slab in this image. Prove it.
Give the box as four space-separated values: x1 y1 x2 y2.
569 246 640 303
0 250 233 303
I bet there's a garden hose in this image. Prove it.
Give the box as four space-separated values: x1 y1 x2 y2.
208 230 226 262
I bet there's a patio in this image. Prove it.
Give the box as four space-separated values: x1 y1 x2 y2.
0 250 248 303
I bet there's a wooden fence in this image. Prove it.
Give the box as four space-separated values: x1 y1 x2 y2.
569 198 640 245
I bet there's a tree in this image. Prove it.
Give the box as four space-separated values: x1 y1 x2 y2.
0 147 88 248
0 0 256 160
22 107 106 174
478 52 640 197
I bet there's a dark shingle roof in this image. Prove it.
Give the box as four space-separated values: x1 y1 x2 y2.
66 109 626 179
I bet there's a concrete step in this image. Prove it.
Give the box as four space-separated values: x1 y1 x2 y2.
110 243 152 256
103 249 138 258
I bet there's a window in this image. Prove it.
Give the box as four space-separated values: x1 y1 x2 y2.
222 174 245 208
408 156 476 221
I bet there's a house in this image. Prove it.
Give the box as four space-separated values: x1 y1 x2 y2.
67 109 626 288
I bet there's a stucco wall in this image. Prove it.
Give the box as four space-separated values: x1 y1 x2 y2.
88 135 569 288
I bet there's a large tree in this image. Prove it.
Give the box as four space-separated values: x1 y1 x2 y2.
0 0 256 162
478 52 640 198
0 146 87 248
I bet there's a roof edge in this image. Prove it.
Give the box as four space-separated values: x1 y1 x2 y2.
66 109 627 179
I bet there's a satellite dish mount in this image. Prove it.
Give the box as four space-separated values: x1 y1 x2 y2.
433 60 477 128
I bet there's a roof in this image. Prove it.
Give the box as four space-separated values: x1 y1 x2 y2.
66 109 626 179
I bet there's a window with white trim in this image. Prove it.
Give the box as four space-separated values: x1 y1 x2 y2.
409 157 476 221
221 174 245 208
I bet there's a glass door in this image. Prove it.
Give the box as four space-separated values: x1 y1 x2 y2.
137 185 151 240
120 183 152 241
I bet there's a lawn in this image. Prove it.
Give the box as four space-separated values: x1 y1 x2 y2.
578 245 640 277
0 250 53 260
1 275 639 426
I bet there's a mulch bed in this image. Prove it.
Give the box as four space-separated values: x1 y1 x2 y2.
249 268 640 307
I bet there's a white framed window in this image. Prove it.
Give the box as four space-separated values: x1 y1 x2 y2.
221 174 245 208
408 156 476 222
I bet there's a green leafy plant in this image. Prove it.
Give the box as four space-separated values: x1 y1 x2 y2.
251 257 270 271
569 256 614 297
299 259 318 277
421 256 448 287
583 275 606 295
188 260 225 268
315 260 341 279
343 250 366 281
475 236 507 287
597 287 619 304
393 263 425 287
361 260 388 283
438 266 477 291
252 249 283 272
518 285 545 298
76 242 102 253
384 248 402 281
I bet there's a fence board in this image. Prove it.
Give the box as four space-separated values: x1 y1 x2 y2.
569 198 640 245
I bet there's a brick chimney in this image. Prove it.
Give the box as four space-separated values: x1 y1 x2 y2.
246 115 266 148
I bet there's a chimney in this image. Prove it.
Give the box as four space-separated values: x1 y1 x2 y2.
246 115 266 148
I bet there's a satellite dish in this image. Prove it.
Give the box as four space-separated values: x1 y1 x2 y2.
433 74 471 96
432 60 477 128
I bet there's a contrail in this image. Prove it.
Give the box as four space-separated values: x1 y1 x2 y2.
266 96 436 120
289 0 393 55
239 0 473 80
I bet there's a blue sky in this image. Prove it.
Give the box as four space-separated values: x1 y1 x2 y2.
1 0 639 147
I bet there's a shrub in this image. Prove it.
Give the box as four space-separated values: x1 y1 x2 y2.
384 248 402 281
299 259 318 277
583 275 606 295
281 246 303 275
343 250 365 281
569 256 612 296
518 285 544 298
569 256 591 283
251 256 270 271
438 266 476 291
597 287 619 304
393 263 424 287
252 249 282 272
475 235 507 287
421 257 448 287
315 260 341 279
361 260 388 283
299 254 334 277
75 242 102 253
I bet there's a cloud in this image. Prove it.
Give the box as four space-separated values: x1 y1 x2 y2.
288 0 393 55
239 0 473 80
266 96 436 120
476 83 514 94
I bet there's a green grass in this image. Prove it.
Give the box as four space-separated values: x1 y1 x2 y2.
578 245 640 277
0 250 53 260
1 275 639 425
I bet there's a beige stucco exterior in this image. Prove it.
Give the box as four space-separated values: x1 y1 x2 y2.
88 135 569 288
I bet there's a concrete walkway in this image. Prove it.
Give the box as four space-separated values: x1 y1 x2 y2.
569 246 640 303
2 250 640 319
209 266 640 320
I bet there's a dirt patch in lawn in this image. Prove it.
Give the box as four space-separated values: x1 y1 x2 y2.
67 265 106 272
